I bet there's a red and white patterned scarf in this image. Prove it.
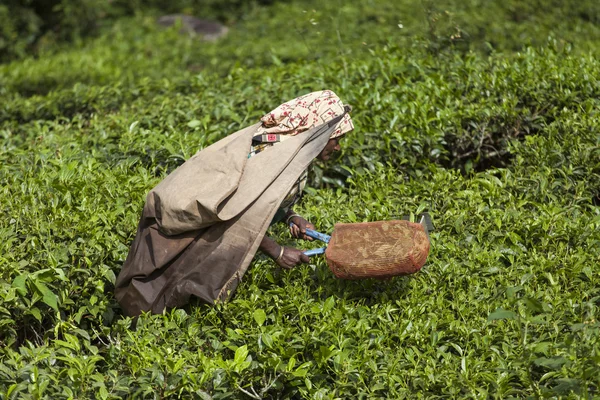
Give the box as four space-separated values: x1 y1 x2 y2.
257 90 354 138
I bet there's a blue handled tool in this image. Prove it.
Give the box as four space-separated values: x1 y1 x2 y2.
289 222 331 256
303 229 330 256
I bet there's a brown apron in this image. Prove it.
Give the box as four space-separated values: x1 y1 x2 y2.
115 114 347 316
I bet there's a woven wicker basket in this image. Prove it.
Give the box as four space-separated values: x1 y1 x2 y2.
324 220 430 279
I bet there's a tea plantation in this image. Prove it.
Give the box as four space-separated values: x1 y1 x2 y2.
1 0 599 398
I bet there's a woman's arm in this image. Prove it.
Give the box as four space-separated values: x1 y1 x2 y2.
259 235 283 259
259 235 309 269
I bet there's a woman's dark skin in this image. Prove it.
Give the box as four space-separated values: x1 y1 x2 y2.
258 136 343 269
316 136 342 162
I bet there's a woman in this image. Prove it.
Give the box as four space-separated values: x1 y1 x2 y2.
115 90 353 316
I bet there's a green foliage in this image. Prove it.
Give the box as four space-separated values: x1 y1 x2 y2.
1 0 600 398
0 0 279 63
3 0 600 63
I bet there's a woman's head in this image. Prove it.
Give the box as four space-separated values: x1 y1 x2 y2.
257 90 354 139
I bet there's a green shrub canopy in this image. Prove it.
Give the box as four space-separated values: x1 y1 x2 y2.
1 0 599 398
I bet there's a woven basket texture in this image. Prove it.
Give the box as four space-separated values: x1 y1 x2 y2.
325 220 429 279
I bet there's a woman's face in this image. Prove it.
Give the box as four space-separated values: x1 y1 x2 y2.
317 137 342 161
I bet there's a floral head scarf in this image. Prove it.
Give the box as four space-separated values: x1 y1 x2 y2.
257 90 354 139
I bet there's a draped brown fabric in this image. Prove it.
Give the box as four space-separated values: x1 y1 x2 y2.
115 113 348 316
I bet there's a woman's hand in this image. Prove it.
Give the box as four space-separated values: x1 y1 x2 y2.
289 215 316 241
259 236 309 270
276 246 310 269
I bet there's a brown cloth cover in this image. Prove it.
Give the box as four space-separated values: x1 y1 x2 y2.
325 220 430 279
115 114 346 316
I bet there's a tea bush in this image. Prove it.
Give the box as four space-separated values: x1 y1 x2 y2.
3 0 600 64
1 0 599 398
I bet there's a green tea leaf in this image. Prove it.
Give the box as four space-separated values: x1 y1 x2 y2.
33 281 59 311
488 309 517 321
523 297 544 313
532 342 552 355
234 345 248 365
253 309 266 326
11 274 28 296
322 296 335 313
29 307 42 322
534 357 569 370
261 333 274 348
